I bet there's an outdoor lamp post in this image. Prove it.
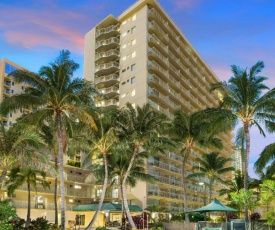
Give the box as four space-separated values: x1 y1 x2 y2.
199 182 206 205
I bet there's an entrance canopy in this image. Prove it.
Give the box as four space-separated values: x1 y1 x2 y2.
186 199 239 213
73 202 143 212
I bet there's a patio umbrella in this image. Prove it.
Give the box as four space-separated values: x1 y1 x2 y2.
186 199 240 230
188 199 239 213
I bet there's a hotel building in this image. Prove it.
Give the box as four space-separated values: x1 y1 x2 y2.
84 0 234 213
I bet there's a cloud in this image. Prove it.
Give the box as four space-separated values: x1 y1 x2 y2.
0 1 101 54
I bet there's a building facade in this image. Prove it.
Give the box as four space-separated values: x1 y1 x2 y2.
84 0 233 213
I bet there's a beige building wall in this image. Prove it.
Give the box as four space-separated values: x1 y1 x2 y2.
84 0 234 213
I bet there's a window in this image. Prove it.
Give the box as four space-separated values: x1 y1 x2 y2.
131 77 136 84
131 89 135 96
122 56 126 61
121 94 126 98
9 113 12 117
21 86 24 90
122 20 126 25
131 51 136 58
131 39 136 46
131 103 136 108
76 215 85 225
12 82 14 86
122 69 126 73
112 188 119 198
5 63 17 75
132 14 136 21
9 121 12 126
122 44 127 49
122 32 127 37
131 26 136 34
131 64 136 71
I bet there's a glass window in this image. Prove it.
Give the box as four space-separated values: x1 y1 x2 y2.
131 89 135 96
131 26 136 34
131 77 136 84
132 14 136 21
76 215 85 225
131 51 136 58
5 63 17 75
131 64 136 71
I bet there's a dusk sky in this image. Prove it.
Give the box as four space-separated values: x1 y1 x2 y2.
1 0 275 178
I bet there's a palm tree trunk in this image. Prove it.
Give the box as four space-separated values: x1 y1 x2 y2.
182 148 190 223
244 123 250 223
0 170 7 189
54 156 58 226
57 113 66 230
26 182 31 229
209 179 213 202
122 145 139 229
85 151 108 230
120 182 125 228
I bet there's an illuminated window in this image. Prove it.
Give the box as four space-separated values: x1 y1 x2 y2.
122 44 127 49
131 39 136 45
132 103 136 108
122 56 126 61
132 14 136 21
122 20 126 25
131 89 135 96
74 185 81 189
121 94 126 98
131 51 136 58
122 32 127 37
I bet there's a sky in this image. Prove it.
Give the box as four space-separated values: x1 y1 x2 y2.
1 0 275 178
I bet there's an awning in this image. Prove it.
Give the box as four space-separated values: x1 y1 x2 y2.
186 199 239 213
73 203 143 212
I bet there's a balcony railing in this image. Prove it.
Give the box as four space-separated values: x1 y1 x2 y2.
95 37 120 49
97 99 119 108
148 61 169 79
95 61 119 73
100 86 119 95
95 24 119 38
95 74 119 85
148 47 169 66
95 49 119 61
148 34 168 54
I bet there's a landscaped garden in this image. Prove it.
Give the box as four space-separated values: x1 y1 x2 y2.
0 51 275 230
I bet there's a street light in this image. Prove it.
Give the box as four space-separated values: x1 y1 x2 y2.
198 182 206 206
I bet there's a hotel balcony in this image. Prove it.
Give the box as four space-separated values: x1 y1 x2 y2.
148 87 168 108
3 89 11 96
148 73 169 94
148 34 168 55
148 7 182 49
95 49 119 63
95 37 120 50
147 61 169 80
95 61 119 76
148 21 169 45
148 190 183 201
12 200 77 211
96 98 119 109
100 85 119 98
148 160 182 175
149 99 170 117
148 47 169 68
95 73 119 88
95 24 119 39
4 81 11 88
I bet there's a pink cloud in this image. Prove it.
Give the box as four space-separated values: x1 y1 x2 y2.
0 4 86 54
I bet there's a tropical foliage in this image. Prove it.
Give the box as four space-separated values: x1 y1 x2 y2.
188 152 234 202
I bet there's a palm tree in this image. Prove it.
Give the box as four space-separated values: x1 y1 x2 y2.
254 143 275 177
0 122 43 189
91 147 155 227
114 103 173 229
219 170 244 200
211 61 275 192
0 50 98 230
83 112 117 230
211 61 275 221
171 108 232 222
188 152 234 203
6 165 50 229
